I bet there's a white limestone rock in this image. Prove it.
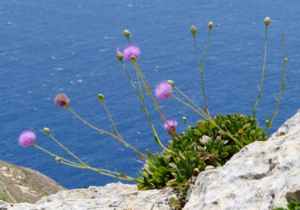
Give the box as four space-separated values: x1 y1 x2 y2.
184 109 300 210
0 182 176 210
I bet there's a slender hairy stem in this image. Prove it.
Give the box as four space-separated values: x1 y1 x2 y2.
67 107 147 159
266 33 287 135
132 60 171 149
48 134 86 165
121 60 165 150
173 85 207 116
134 68 143 96
120 61 141 98
101 101 120 137
127 37 131 45
34 144 133 181
171 95 242 147
252 25 269 118
33 144 80 166
193 28 212 113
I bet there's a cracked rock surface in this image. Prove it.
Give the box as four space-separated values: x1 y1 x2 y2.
184 109 300 210
0 183 175 210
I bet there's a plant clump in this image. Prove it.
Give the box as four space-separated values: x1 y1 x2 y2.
134 113 268 202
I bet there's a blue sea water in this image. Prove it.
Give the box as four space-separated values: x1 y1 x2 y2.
0 0 299 189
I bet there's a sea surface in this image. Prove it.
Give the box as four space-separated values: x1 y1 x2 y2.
0 0 299 189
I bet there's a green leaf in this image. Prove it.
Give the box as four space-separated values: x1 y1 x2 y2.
238 128 244 134
146 149 152 159
219 152 229 158
222 145 232 152
169 163 177 169
153 135 159 144
167 179 178 186
243 123 251 130
195 129 202 136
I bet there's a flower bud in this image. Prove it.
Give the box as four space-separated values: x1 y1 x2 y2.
264 17 271 25
190 25 197 35
182 117 187 123
116 51 123 61
199 135 211 145
98 94 105 102
130 55 136 62
208 21 214 29
55 157 61 163
284 58 288 62
167 80 174 87
44 127 50 134
124 30 130 37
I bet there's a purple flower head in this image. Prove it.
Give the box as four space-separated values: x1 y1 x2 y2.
55 94 70 108
18 130 36 147
155 81 172 100
164 119 178 131
123 45 140 61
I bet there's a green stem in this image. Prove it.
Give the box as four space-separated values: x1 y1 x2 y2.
132 60 169 149
120 61 141 99
67 107 147 159
266 33 287 135
101 101 121 137
48 134 86 165
253 25 269 118
193 28 211 113
173 85 207 116
33 144 133 181
33 144 80 166
127 37 131 45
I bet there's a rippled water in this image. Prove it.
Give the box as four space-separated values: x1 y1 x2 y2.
0 0 299 189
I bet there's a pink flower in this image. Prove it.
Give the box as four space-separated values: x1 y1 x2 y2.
123 46 141 61
18 131 36 147
55 94 70 108
155 81 172 100
164 119 178 131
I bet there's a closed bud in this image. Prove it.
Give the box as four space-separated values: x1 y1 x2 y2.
123 30 130 37
182 117 187 123
190 25 197 35
208 21 214 29
116 51 123 61
130 55 136 62
98 94 105 102
264 17 271 25
55 157 61 163
167 80 174 87
44 127 50 134
284 58 288 62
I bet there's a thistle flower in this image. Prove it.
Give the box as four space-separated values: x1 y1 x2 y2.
18 130 36 147
54 94 70 108
116 48 123 61
123 46 141 62
164 119 178 131
155 81 172 100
